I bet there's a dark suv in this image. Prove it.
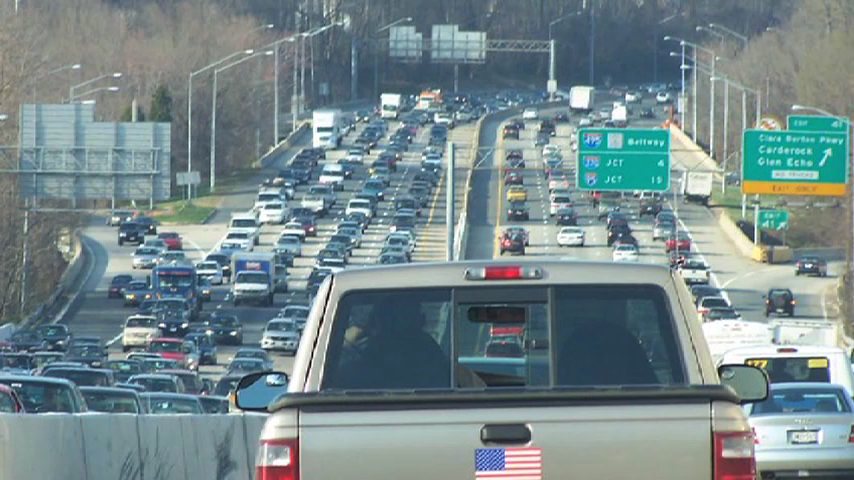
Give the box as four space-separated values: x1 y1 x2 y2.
506 201 530 221
765 288 795 317
639 198 663 218
118 222 145 246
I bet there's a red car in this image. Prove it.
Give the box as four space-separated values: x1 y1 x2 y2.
665 232 692 253
158 232 183 251
504 171 523 185
148 338 199 371
0 384 24 413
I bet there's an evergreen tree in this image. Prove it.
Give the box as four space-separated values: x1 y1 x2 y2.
149 84 173 122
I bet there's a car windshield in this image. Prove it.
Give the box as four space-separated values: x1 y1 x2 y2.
155 272 194 288
264 203 283 210
149 341 182 353
146 396 201 414
227 232 249 239
39 326 67 336
67 345 102 357
237 272 268 283
126 317 156 328
229 359 264 372
749 387 849 414
321 285 684 390
133 378 177 392
231 219 256 228
267 321 295 332
81 390 139 413
198 262 218 271
135 248 159 255
282 307 309 319
12 331 40 342
278 236 299 245
44 369 109 387
2 381 76 413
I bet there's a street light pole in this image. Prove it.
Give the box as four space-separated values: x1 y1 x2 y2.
67 86 120 103
266 36 298 146
547 11 582 101
374 17 413 102
69 72 122 104
708 23 749 47
187 49 255 199
211 51 273 191
32 63 82 102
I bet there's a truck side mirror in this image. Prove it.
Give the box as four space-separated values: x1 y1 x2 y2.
718 364 769 404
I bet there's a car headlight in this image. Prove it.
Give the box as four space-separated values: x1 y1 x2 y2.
158 323 167 328
181 323 189 328
229 331 237 336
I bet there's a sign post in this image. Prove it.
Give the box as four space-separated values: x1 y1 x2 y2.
576 128 671 192
741 130 848 196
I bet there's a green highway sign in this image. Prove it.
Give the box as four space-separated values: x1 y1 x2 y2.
757 210 789 231
576 128 670 192
787 115 849 133
742 130 849 196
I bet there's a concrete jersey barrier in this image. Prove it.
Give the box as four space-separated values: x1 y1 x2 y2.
0 413 266 480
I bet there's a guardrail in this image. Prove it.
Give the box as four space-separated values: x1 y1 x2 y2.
0 412 267 479
19 228 88 329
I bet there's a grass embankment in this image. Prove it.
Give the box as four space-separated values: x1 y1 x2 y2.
150 202 216 225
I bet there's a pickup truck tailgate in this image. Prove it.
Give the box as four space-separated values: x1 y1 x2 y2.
297 401 712 479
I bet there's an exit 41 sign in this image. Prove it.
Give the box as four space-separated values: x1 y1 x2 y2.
757 210 789 231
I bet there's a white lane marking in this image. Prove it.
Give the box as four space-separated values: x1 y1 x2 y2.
107 332 123 347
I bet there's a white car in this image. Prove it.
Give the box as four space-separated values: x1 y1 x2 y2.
260 318 300 354
434 112 455 128
279 304 311 331
195 261 224 285
279 222 306 242
274 234 302 257
254 191 285 211
624 91 641 103
319 164 346 191
522 108 539 120
656 91 672 104
121 315 159 352
557 226 585 247
223 231 254 252
612 244 639 262
542 145 561 157
143 238 167 251
346 199 373 219
157 250 190 266
228 213 261 246
344 149 365 164
550 195 573 216
259 202 288 225
678 259 710 285
386 232 416 253
578 117 592 127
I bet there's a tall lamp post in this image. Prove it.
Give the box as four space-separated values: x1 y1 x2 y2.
663 37 687 129
300 23 343 115
68 86 120 103
187 49 255 200
210 50 274 191
708 23 749 47
654 13 682 83
375 17 413 102
696 25 726 45
32 63 82 101
548 11 583 101
267 36 298 145
69 72 122 103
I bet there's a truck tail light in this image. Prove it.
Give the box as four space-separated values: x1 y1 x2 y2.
713 431 756 480
256 439 299 480
465 266 543 280
752 427 759 444
848 425 854 443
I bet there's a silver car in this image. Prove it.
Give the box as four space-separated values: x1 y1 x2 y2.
132 246 161 269
274 234 302 257
746 382 854 478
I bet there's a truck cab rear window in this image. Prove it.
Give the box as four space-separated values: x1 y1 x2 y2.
746 357 830 384
321 285 684 391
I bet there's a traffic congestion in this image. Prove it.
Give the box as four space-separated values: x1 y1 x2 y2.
2 86 852 480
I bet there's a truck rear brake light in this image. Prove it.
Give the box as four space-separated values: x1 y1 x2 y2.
713 431 756 480
256 439 299 480
465 266 543 280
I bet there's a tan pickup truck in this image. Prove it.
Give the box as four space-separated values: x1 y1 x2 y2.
236 261 769 480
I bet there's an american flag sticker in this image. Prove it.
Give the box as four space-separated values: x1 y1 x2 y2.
475 447 543 480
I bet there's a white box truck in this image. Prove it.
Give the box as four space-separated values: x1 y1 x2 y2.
611 104 628 127
231 252 275 306
682 171 714 206
380 93 402 119
770 318 838 347
312 109 343 150
569 85 595 113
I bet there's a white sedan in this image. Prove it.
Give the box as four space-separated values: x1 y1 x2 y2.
522 108 539 120
612 244 639 262
279 222 306 241
556 227 585 247
258 202 287 224
195 261 224 285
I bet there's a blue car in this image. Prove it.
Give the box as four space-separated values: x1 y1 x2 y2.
184 333 218 366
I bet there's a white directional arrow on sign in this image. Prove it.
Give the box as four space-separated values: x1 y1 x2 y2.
819 148 832 167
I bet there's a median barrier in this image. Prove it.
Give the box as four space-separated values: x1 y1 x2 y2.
792 247 846 262
768 245 793 263
0 413 267 480
0 414 87 479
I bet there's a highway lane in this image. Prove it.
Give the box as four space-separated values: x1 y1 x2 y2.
63 114 479 382
468 92 841 334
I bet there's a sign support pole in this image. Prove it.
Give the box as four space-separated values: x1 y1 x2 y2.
446 142 455 261
753 202 760 246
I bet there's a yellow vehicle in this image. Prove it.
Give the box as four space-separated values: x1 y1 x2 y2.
506 186 528 202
